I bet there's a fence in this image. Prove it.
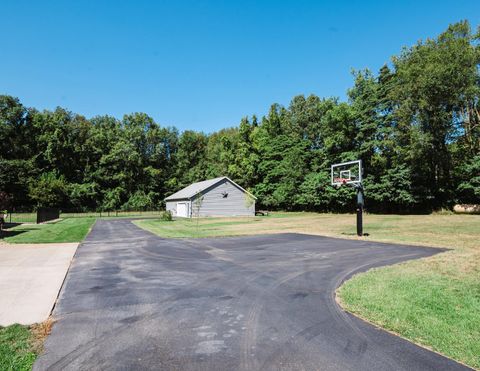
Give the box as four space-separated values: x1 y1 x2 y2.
5 212 37 224
5 209 166 224
37 208 60 223
61 209 165 218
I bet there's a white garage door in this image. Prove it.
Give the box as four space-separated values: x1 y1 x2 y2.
176 202 188 217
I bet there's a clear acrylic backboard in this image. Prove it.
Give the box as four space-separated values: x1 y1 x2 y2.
331 160 362 186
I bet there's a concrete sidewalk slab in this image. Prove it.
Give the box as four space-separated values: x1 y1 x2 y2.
0 242 78 326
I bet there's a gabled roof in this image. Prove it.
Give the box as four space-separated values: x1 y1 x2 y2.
164 176 257 201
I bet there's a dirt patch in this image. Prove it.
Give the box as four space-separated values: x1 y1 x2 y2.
30 318 55 354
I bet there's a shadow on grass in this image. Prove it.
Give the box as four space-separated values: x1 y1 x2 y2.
341 232 370 237
3 223 22 228
0 227 30 239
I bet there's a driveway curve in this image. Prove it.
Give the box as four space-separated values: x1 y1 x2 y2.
34 219 469 370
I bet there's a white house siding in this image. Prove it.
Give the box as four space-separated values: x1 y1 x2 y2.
193 179 255 217
166 200 191 217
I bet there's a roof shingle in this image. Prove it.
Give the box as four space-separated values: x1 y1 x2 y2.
164 176 256 201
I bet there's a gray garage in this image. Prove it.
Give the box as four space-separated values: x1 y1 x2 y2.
165 176 256 217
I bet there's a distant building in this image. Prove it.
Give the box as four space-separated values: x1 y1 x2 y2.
165 176 256 217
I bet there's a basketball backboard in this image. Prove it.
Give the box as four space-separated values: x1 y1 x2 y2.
331 160 362 186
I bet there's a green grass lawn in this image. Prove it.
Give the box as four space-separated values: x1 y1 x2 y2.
134 217 266 238
3 218 95 243
135 213 480 368
337 263 480 369
0 324 38 371
336 215 480 369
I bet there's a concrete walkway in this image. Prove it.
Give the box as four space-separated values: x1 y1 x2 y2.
0 242 78 326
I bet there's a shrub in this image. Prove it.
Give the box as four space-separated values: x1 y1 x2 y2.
160 210 173 221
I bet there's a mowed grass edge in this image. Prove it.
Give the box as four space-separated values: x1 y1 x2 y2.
337 263 480 369
135 213 480 369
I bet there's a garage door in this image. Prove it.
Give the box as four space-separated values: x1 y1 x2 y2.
176 202 188 217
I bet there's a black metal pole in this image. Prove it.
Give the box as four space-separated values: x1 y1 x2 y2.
355 184 364 237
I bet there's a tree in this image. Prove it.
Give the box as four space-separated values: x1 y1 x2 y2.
122 190 155 210
0 96 29 159
192 193 204 236
390 20 480 209
455 155 480 204
0 191 12 213
172 131 208 189
69 182 99 211
28 172 67 208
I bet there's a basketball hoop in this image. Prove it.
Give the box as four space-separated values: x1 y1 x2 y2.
332 178 349 185
331 159 365 237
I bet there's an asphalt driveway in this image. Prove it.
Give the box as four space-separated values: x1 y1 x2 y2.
34 219 469 370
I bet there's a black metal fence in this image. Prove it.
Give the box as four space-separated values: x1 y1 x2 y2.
60 209 165 219
5 208 166 224
4 211 37 224
37 207 60 223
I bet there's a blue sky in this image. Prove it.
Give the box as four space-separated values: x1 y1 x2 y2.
2 1 479 132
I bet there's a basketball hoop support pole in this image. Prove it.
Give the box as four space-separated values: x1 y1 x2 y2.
354 183 364 237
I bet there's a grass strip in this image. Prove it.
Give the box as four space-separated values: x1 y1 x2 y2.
4 218 95 243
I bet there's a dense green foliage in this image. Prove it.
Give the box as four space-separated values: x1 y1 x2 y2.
1 21 479 213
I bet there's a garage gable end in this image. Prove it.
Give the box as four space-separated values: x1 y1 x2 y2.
192 178 255 217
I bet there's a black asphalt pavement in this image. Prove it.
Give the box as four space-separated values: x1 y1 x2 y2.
34 219 469 370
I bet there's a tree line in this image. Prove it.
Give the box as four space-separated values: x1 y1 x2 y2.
1 21 479 213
